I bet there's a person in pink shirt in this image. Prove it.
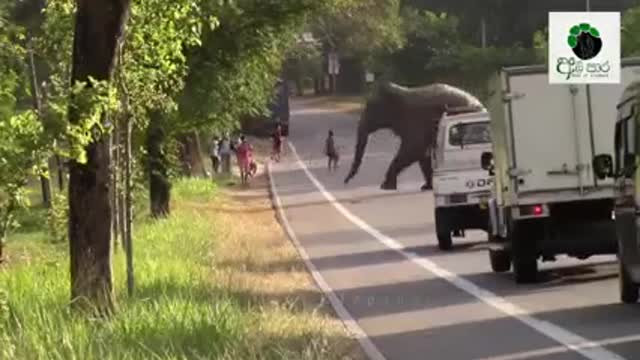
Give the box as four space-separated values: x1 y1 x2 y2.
236 135 254 184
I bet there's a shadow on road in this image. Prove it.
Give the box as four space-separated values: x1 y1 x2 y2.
216 186 427 214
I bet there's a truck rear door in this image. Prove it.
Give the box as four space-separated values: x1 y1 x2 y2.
506 71 591 193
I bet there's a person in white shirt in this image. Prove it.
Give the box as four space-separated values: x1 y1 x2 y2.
209 137 220 175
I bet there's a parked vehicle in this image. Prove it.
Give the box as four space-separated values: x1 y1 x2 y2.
432 109 493 250
593 79 640 303
241 80 290 137
268 80 290 136
481 58 640 284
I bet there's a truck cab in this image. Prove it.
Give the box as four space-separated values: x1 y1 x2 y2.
432 110 493 250
593 81 640 304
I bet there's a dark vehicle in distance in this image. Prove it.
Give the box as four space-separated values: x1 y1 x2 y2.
242 80 290 137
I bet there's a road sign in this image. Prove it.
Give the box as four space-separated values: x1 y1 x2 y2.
365 72 375 83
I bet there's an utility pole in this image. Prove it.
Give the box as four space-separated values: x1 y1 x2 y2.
481 16 487 48
28 44 52 208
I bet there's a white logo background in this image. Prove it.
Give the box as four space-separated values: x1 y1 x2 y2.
549 12 620 84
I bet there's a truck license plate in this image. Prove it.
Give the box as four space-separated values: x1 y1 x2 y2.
449 194 467 204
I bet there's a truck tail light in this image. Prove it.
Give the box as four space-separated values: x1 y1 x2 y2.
520 204 545 217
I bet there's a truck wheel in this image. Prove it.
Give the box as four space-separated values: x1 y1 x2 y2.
489 249 511 273
513 257 538 283
511 220 539 284
619 261 639 304
435 208 453 251
437 230 452 250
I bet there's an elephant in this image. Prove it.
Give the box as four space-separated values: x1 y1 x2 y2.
344 82 485 191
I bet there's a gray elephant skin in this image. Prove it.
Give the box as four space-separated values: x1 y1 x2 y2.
343 82 485 191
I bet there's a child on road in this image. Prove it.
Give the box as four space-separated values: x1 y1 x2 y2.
271 123 283 162
325 130 339 172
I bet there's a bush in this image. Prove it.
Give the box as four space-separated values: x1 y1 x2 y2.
47 192 68 243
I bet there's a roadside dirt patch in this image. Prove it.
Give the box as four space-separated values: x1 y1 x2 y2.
209 139 367 359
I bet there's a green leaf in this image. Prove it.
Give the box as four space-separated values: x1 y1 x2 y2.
570 25 581 35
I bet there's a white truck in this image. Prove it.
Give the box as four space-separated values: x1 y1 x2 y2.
432 110 493 250
481 58 640 284
593 78 640 304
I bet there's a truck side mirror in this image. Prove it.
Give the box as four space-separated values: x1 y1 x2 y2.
593 154 613 180
481 152 493 171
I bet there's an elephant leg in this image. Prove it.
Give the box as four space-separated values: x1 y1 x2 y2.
382 146 416 190
419 155 433 191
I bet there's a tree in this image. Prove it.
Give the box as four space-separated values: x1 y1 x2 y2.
623 5 640 56
294 0 404 93
379 8 540 101
0 3 51 262
311 0 404 59
67 0 130 313
282 35 322 95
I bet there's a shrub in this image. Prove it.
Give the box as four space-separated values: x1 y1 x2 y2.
47 192 68 243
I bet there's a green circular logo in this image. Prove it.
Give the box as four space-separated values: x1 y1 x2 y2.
568 23 602 60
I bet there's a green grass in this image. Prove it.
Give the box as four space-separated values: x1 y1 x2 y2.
0 178 358 360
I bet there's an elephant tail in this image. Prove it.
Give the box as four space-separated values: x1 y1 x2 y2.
344 122 369 184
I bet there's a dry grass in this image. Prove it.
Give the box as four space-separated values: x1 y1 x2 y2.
211 167 366 359
197 139 367 359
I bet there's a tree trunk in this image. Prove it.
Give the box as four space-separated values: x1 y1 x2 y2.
147 111 171 218
123 116 134 296
295 78 303 97
28 47 52 208
192 130 208 178
67 0 130 313
110 119 120 251
178 136 192 176
179 132 205 177
55 155 65 191
117 122 126 247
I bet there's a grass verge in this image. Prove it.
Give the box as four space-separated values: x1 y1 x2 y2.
0 171 364 359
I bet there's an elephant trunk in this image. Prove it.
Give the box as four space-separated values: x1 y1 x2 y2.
344 120 369 184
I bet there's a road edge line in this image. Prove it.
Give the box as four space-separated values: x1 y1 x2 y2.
286 140 625 360
266 161 387 360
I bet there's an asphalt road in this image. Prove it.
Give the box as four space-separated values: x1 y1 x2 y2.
268 100 640 360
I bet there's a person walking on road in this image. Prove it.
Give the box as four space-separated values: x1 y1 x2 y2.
325 130 339 172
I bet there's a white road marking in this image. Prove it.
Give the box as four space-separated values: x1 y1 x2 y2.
479 334 640 360
283 140 627 360
267 163 387 360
